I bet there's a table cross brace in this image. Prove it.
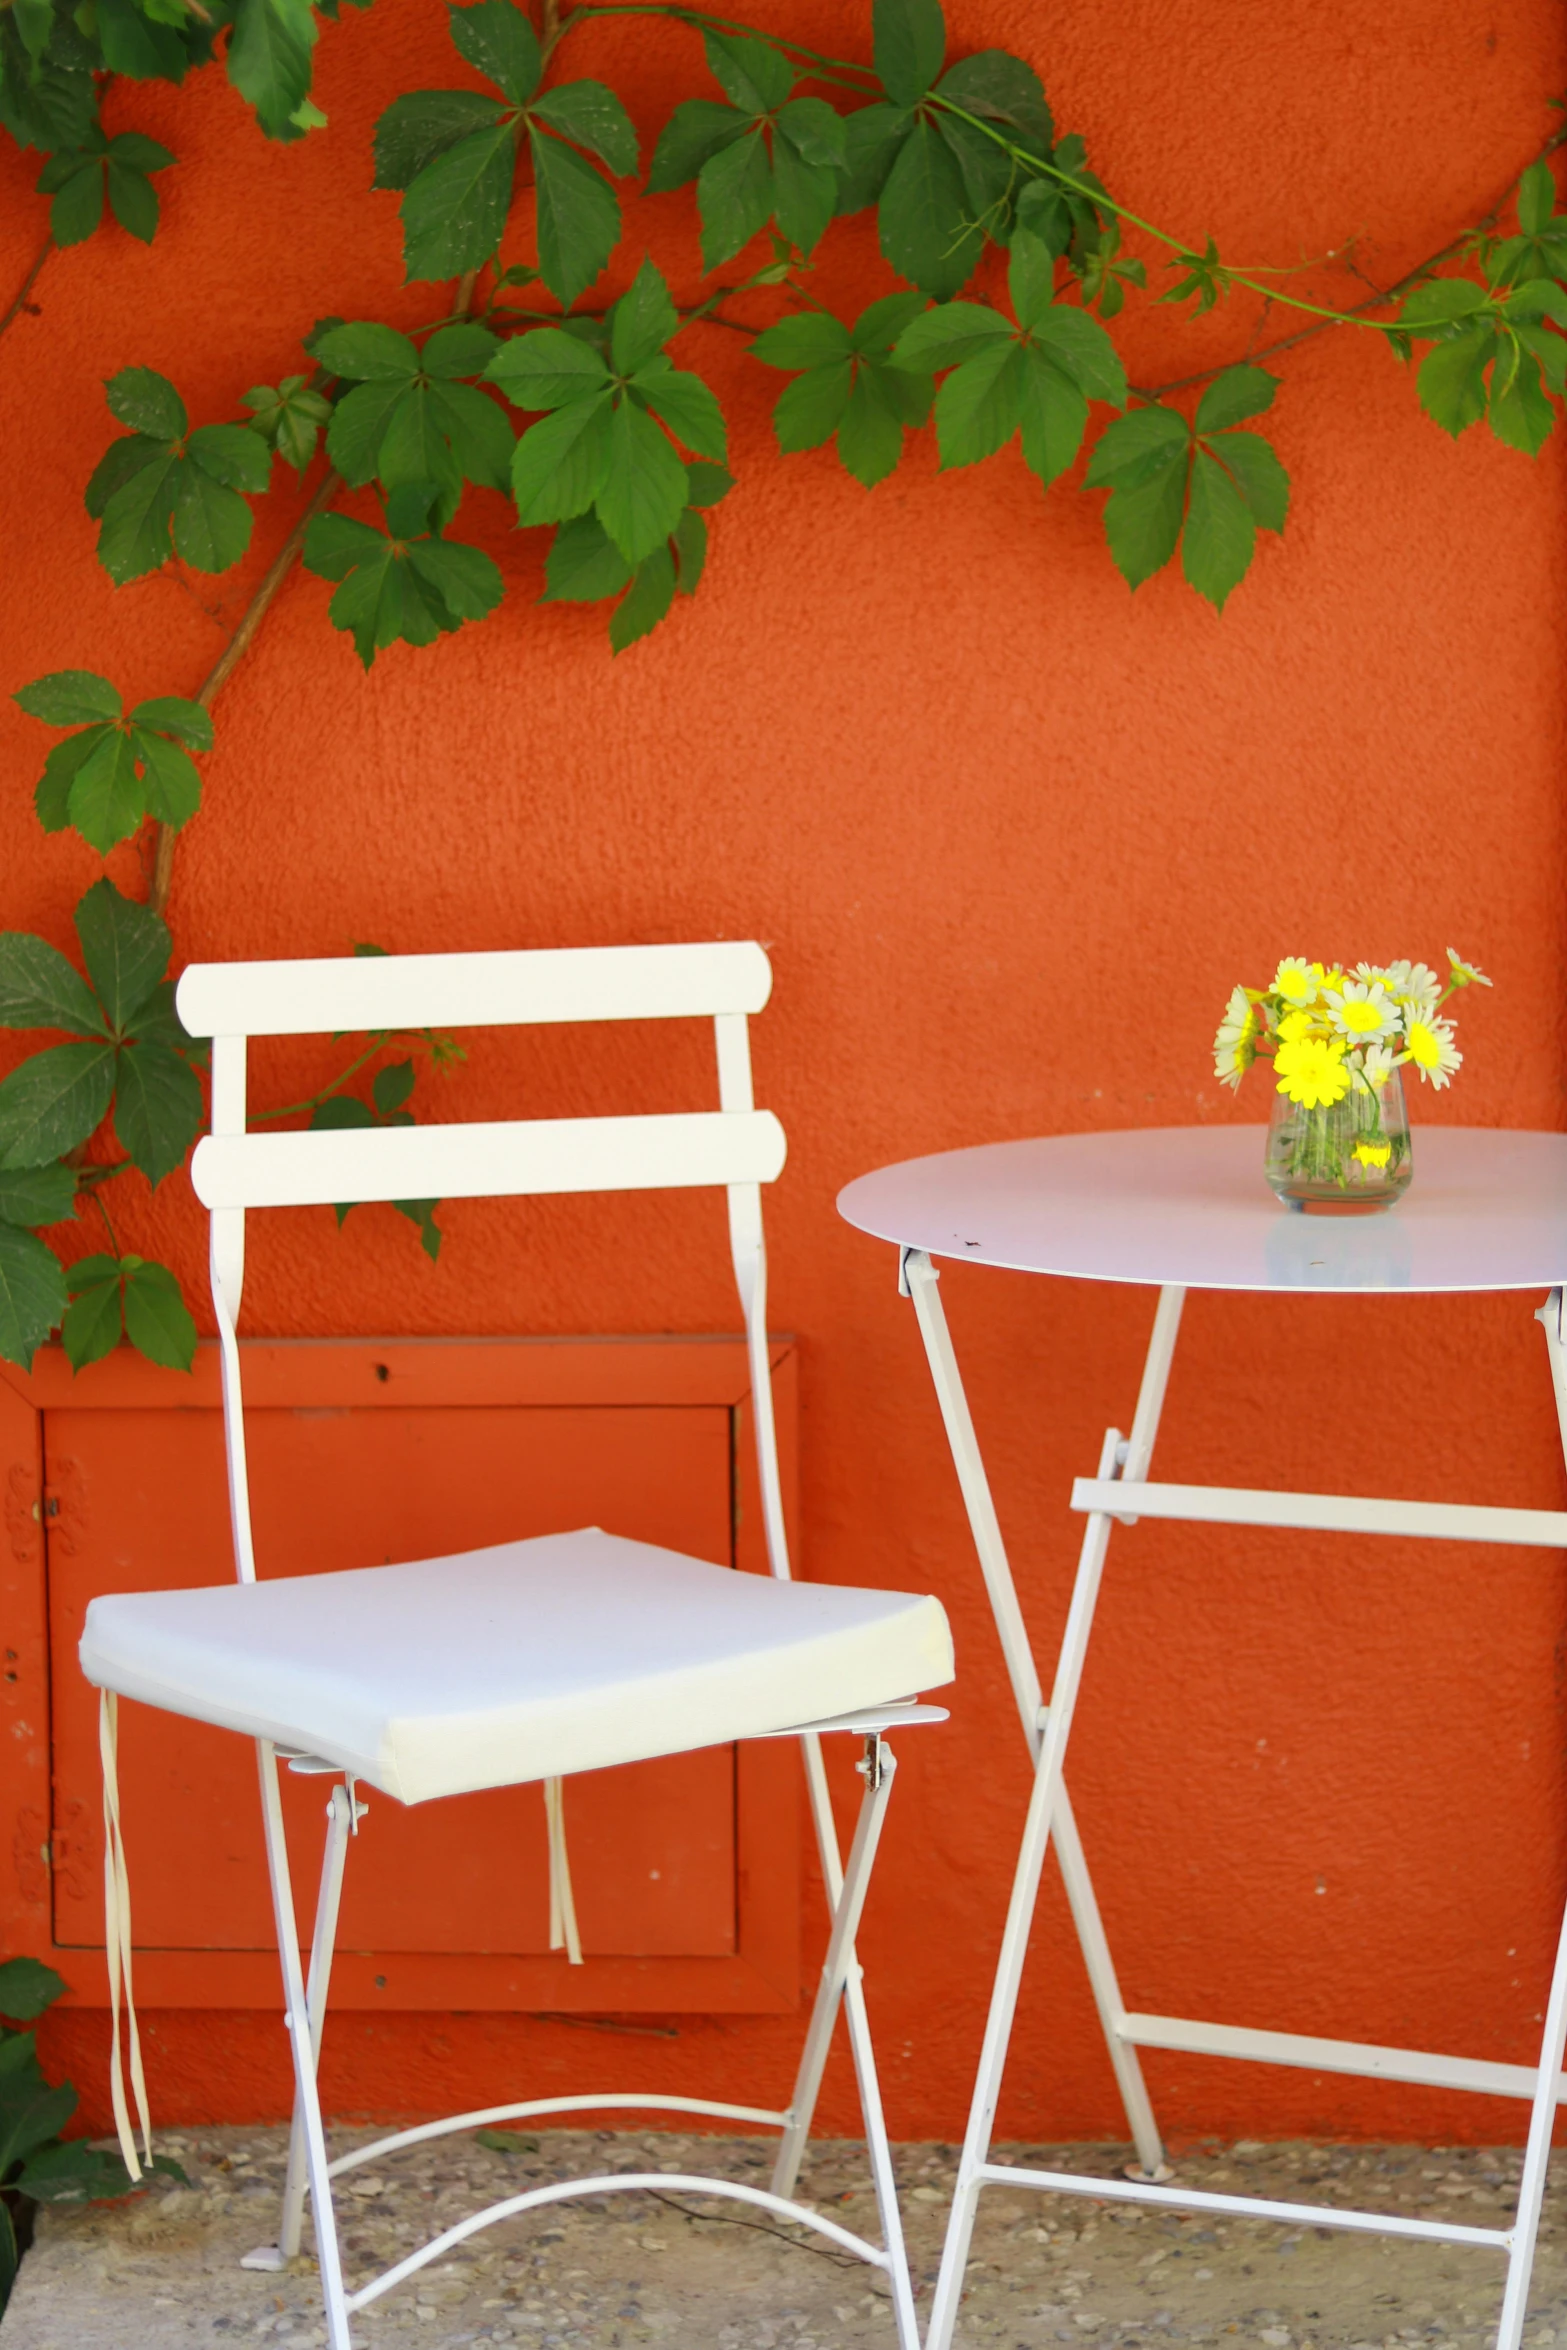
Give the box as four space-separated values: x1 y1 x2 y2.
903 1252 1567 2350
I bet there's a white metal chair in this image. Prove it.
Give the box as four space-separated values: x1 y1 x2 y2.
79 941 954 2350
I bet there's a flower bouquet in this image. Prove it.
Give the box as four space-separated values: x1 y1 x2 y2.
1213 952 1491 1211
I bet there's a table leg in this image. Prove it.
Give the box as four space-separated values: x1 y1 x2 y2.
903 1255 1167 2168
910 1275 1185 2350
1494 1288 1567 2350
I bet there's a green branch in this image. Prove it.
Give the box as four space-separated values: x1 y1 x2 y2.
249 1034 387 1123
545 0 879 85
0 231 52 349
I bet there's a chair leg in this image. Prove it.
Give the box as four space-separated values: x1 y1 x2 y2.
277 1784 359 2262
773 1734 896 2196
255 1742 354 2350
770 1735 921 2350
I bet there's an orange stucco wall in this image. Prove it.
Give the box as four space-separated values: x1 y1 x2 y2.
3 0 1566 2147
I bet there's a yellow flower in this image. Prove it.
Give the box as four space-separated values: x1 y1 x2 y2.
1352 1140 1392 1169
1401 1012 1462 1089
1276 1007 1319 1043
1212 984 1257 1090
1274 1033 1350 1108
1446 948 1492 990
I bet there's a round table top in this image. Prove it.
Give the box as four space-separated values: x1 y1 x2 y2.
836 1126 1567 1295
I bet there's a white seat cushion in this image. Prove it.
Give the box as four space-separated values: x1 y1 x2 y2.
79 1527 954 1806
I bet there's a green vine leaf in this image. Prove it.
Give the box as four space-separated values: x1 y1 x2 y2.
0 1164 78 1230
85 369 273 584
831 0 1069 299
0 1043 117 1171
243 375 334 471
892 232 1126 486
1158 235 1231 313
0 883 204 1199
647 30 846 266
0 4 99 155
752 292 931 486
449 0 539 104
1486 159 1567 288
227 0 319 142
372 87 510 194
1398 276 1567 454
303 485 505 666
487 259 729 567
63 1253 196 1371
93 0 190 82
310 1078 443 1259
541 460 732 650
35 126 175 245
371 0 637 302
0 1226 68 1372
15 670 212 854
1083 365 1289 610
873 0 945 108
314 320 513 524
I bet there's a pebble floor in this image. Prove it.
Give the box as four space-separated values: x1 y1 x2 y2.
6 2128 1567 2349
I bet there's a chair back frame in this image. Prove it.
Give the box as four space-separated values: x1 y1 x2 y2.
173 943 792 1594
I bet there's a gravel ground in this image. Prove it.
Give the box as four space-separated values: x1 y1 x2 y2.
3 2127 1565 2350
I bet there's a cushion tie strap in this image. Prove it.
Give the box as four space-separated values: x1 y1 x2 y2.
543 1776 582 1966
99 1689 152 2180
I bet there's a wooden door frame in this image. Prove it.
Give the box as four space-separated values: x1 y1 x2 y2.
0 1335 802 2015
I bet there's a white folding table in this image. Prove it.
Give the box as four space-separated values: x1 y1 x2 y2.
838 1125 1567 2350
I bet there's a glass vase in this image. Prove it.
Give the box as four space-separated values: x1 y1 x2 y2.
1263 1064 1412 1212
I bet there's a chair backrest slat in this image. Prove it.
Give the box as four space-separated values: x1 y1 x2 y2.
187 939 797 1593
175 941 771 1040
192 1110 786 1211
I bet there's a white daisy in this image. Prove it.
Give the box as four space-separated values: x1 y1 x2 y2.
1271 957 1318 1006
1446 949 1492 989
1213 984 1256 1089
1384 959 1442 1010
1323 978 1398 1043
1400 1010 1462 1088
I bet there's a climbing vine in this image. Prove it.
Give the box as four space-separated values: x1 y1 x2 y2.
0 0 1563 1370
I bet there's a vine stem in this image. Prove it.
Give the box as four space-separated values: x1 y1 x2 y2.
545 0 876 85
149 466 340 916
0 231 53 347
147 260 487 917
1136 119 1567 398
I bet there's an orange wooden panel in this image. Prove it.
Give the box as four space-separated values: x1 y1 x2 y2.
48 1399 737 1961
0 1376 49 1962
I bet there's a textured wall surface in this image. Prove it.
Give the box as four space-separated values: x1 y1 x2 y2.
2 0 1565 2145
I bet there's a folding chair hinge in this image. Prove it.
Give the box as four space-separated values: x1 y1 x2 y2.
898 1246 934 1300
857 1731 888 1790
